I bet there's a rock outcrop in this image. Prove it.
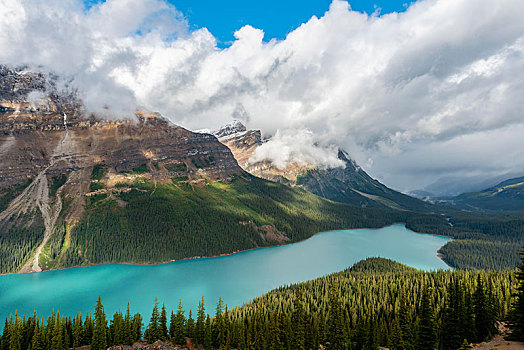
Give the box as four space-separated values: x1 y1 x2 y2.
213 121 308 183
106 340 185 349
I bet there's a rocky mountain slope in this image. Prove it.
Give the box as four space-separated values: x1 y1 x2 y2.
437 176 524 211
215 121 434 212
0 66 245 273
0 66 410 274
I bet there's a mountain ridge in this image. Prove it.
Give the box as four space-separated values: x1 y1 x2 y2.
215 121 435 212
0 65 248 273
0 66 408 274
438 175 524 211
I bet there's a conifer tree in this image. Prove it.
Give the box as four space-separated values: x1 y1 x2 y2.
145 298 160 343
10 312 22 350
21 313 34 350
389 319 404 350
415 287 436 350
327 283 345 350
31 320 43 350
458 339 471 349
253 310 266 350
441 279 466 349
292 289 306 350
186 310 195 339
72 313 83 349
123 303 133 345
204 316 212 350
464 289 476 343
173 299 186 344
84 313 93 345
196 297 206 344
132 313 143 342
170 300 186 344
474 275 492 341
169 311 175 340
246 332 254 350
214 297 225 348
1 318 10 350
398 289 413 350
63 316 71 350
159 304 168 341
268 312 284 350
91 296 108 350
50 312 63 350
110 311 124 345
509 248 524 340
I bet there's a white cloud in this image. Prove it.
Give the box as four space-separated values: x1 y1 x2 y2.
250 129 345 169
1 0 523 189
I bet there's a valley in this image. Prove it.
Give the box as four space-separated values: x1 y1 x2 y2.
0 225 449 331
2 0 524 348
1 65 523 276
0 64 523 349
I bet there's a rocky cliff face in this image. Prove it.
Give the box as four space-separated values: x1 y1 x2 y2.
216 121 433 212
0 65 244 272
214 121 309 183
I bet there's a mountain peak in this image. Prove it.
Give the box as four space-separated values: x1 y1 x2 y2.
213 120 247 139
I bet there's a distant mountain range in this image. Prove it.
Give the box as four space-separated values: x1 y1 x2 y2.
436 176 524 211
214 121 435 212
411 172 524 198
214 121 524 213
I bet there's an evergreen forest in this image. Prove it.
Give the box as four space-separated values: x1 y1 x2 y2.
3 257 524 350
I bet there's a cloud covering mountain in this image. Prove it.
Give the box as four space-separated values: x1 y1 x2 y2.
1 0 523 190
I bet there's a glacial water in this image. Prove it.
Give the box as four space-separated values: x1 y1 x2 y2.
0 224 450 322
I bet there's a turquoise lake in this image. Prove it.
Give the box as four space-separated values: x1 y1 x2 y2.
0 224 450 322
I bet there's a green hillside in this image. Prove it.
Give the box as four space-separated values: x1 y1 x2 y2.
43 176 406 270
439 176 524 211
2 173 524 274
228 257 514 350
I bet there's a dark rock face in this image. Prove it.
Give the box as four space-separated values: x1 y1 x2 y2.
0 65 82 115
295 151 433 211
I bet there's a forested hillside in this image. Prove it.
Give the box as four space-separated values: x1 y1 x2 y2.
2 169 523 274
406 211 524 270
4 173 522 274
437 176 524 211
1 258 518 350
46 176 406 270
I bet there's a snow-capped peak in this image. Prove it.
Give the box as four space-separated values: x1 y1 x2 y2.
213 120 247 140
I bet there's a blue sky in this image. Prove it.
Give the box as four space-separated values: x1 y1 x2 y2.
171 0 412 45
85 0 413 45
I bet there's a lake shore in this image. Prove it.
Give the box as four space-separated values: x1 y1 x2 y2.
0 223 452 326
5 223 452 276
